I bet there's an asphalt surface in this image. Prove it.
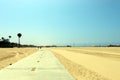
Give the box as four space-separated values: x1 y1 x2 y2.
0 49 75 80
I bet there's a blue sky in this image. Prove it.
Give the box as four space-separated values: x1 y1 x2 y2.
0 0 120 46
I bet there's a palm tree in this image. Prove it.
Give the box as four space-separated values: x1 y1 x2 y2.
17 33 22 48
9 36 11 39
9 36 11 42
1 37 5 41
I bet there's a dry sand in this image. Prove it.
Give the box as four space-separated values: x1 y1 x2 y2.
0 47 120 80
47 47 120 80
0 48 38 69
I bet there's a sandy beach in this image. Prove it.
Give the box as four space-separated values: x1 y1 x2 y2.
0 47 120 80
0 48 38 69
47 47 120 80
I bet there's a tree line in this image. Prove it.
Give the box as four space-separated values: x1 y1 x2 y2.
0 33 36 48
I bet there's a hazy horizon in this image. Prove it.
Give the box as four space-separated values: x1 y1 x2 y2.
0 0 120 46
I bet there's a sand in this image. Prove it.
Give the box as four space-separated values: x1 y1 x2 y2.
0 48 38 69
47 47 120 80
0 47 120 80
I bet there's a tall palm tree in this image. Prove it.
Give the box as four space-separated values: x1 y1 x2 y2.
9 36 11 42
1 37 5 41
9 36 11 39
17 33 22 48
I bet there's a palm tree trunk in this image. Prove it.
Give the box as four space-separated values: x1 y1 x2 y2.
18 38 20 48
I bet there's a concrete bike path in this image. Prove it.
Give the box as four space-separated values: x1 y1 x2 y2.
0 50 75 80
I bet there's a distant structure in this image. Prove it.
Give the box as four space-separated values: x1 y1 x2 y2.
108 44 120 47
66 45 72 47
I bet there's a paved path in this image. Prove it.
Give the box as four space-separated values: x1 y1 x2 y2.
0 50 75 80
